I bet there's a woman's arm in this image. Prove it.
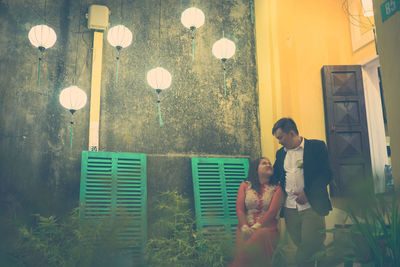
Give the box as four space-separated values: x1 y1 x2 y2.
257 186 284 227
236 181 248 227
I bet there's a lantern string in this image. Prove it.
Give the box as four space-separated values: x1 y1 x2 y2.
222 0 225 34
73 0 83 85
158 0 161 65
250 0 254 24
44 0 47 24
120 0 123 24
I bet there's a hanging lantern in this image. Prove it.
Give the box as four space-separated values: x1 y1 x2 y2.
181 7 205 61
146 67 172 90
212 37 236 60
28 25 57 85
212 35 236 96
181 7 205 29
59 86 87 112
28 24 57 49
361 0 374 17
107 25 133 83
59 86 87 149
146 67 172 127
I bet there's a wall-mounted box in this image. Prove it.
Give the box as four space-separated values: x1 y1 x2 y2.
86 5 109 30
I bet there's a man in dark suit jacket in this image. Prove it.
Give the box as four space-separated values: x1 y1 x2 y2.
272 118 332 267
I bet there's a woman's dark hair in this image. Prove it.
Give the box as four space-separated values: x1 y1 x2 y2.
247 157 279 195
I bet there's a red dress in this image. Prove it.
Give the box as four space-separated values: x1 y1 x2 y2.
229 181 284 267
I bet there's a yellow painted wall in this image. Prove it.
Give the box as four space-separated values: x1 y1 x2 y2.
255 0 382 246
255 0 376 159
254 0 282 161
373 0 400 190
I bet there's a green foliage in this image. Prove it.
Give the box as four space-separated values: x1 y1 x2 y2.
12 207 133 267
313 193 400 267
145 191 234 267
347 194 400 267
10 191 235 266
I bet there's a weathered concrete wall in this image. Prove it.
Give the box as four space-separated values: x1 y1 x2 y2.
0 0 260 223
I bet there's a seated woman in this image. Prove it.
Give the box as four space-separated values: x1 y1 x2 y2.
230 157 284 267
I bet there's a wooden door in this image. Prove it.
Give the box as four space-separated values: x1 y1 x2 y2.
321 65 372 196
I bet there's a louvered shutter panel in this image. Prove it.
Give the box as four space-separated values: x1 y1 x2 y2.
80 151 147 263
191 157 249 240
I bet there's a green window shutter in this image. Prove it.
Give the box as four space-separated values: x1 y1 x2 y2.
80 151 147 262
191 157 249 240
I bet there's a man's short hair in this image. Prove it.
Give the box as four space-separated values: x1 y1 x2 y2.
272 118 299 135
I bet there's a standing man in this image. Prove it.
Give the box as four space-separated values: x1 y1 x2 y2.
272 118 332 267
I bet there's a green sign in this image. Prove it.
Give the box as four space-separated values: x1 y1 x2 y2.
381 0 400 22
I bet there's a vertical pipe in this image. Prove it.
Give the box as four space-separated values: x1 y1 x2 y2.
88 31 104 151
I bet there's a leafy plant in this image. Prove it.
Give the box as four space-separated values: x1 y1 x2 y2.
145 190 234 267
313 193 400 267
12 207 133 267
347 194 400 267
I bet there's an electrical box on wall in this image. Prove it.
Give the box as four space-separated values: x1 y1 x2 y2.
86 5 109 30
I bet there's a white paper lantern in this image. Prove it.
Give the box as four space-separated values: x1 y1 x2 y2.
181 7 205 29
107 25 133 49
212 37 236 60
146 67 172 127
146 67 172 90
59 86 87 112
28 25 57 50
361 0 374 17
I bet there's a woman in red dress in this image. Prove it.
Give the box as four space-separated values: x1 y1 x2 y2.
230 157 284 267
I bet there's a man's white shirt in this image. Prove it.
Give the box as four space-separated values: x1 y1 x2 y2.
283 137 311 211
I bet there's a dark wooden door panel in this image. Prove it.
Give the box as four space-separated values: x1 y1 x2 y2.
333 101 361 124
331 71 358 96
321 65 372 196
339 163 367 192
335 131 363 158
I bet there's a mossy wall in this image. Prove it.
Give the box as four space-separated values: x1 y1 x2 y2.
0 0 260 226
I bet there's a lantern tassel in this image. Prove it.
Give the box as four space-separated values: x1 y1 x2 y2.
38 57 42 85
223 60 227 96
192 37 195 61
116 56 120 84
224 69 227 96
70 121 74 149
157 100 164 127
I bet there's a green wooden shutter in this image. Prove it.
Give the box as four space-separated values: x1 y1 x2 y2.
191 157 249 240
80 151 147 262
